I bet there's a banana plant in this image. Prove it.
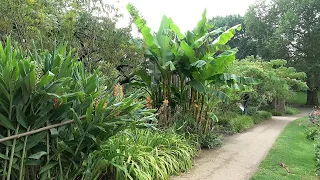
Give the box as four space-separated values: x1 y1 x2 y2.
127 4 258 133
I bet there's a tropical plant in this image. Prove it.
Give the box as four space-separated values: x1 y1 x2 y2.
0 37 156 179
127 4 257 135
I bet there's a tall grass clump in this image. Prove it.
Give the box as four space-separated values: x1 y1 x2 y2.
84 129 197 180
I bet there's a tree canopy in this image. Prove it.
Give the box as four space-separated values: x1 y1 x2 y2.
244 0 320 105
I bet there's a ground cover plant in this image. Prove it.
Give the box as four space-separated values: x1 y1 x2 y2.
251 118 317 180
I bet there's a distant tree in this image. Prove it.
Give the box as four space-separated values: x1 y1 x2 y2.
208 15 257 59
245 0 320 105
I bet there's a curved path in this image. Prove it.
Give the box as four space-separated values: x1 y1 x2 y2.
172 109 310 180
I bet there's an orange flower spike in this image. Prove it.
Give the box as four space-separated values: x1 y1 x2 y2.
113 83 120 97
103 102 108 108
53 98 60 109
163 99 169 105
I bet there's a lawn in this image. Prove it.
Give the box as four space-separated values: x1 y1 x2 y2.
288 91 320 106
251 117 317 180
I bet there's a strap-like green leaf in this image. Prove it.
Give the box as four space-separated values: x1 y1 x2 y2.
39 161 58 174
0 112 14 130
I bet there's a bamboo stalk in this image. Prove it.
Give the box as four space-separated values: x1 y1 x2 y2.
0 116 86 143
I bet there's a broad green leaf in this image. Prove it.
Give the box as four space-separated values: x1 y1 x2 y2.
127 4 161 56
196 9 207 36
157 15 174 66
50 128 59 137
181 41 196 63
210 90 230 103
189 80 206 93
212 24 241 46
26 132 47 150
204 48 238 79
28 151 47 160
191 60 206 68
39 161 58 174
163 61 176 71
135 70 151 87
168 18 185 39
38 71 55 87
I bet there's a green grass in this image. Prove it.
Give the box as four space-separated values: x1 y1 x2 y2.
251 118 317 180
288 91 320 106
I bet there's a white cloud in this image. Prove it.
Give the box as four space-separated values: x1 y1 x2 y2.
114 0 256 34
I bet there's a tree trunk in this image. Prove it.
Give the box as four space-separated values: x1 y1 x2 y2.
306 90 319 105
273 99 285 114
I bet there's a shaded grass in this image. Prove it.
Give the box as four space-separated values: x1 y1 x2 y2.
251 118 317 180
288 91 320 106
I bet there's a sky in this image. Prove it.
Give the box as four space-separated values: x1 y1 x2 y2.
115 0 256 34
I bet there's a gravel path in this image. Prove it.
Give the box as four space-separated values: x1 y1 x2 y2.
172 109 310 180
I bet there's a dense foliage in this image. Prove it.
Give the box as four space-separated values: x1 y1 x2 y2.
228 56 307 114
0 0 144 85
0 37 156 179
0 0 315 179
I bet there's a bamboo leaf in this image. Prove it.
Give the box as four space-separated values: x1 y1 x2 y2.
0 153 10 160
28 151 47 160
71 108 84 134
0 112 14 130
25 160 43 166
16 105 28 128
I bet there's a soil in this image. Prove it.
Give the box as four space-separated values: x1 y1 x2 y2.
171 109 310 180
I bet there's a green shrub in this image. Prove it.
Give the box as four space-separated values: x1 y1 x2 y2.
305 125 320 140
252 111 272 124
216 111 239 127
199 132 222 149
84 129 197 180
230 115 254 132
270 110 285 116
315 139 320 176
285 107 300 115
